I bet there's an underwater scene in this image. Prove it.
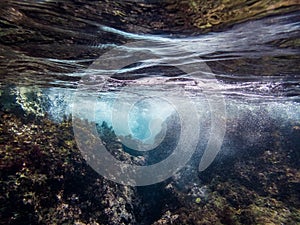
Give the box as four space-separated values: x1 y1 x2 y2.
0 0 300 224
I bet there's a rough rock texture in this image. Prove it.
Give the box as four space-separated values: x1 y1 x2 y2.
0 112 140 225
151 118 300 225
1 107 299 224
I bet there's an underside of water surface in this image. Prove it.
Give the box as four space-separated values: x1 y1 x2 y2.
1 0 300 225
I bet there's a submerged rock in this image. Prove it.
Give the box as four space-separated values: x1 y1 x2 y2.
1 101 299 225
150 118 300 225
0 112 140 225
